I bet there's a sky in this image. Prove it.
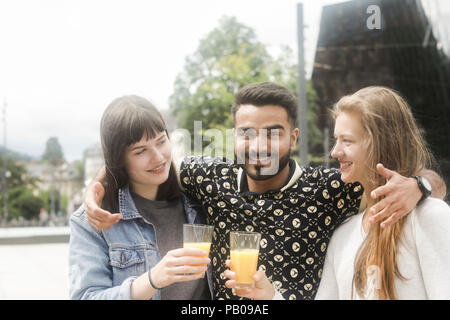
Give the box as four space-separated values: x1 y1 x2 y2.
0 0 448 162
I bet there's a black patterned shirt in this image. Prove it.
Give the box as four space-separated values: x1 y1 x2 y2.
179 156 363 300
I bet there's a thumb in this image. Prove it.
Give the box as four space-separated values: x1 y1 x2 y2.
376 163 394 180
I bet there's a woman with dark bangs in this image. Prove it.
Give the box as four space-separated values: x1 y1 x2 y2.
68 95 212 300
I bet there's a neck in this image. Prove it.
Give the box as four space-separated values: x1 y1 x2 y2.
247 162 291 194
130 182 158 201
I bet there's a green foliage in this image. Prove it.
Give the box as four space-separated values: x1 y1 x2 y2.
169 16 323 157
170 17 271 135
8 187 43 220
0 156 45 221
38 189 62 213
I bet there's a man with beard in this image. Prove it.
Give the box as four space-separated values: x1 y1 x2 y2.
83 82 445 300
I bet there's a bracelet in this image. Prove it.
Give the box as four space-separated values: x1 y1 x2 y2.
148 269 164 290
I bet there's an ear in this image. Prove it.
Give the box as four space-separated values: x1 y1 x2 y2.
290 128 299 150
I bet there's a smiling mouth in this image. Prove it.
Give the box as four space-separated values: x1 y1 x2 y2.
249 157 272 166
147 163 166 173
339 161 353 171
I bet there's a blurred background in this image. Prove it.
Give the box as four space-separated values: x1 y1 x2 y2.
0 0 448 299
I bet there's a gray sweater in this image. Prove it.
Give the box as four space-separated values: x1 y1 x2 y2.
131 192 211 300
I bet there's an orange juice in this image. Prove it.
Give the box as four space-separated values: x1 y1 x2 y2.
230 249 259 287
183 242 211 267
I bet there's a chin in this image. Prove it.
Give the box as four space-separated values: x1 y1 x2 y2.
340 172 356 183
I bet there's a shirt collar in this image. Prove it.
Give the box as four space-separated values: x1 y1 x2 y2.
237 159 303 194
118 184 143 220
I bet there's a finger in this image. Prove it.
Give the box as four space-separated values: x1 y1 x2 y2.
176 257 211 267
370 184 393 200
87 212 121 231
368 195 393 216
225 279 236 289
380 211 403 229
223 269 236 280
87 207 122 224
234 288 252 298
369 201 393 224
169 247 209 257
253 269 265 282
225 259 231 268
376 163 395 181
86 215 103 231
171 265 207 275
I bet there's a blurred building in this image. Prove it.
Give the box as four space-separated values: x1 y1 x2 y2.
83 143 104 187
312 0 450 192
25 160 82 212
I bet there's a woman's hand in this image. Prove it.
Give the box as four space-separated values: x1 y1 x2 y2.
150 248 211 288
223 260 275 300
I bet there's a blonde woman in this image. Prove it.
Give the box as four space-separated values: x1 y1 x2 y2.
224 86 449 300
316 86 450 299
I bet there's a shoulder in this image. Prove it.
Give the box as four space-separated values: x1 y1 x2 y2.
411 197 450 229
299 166 363 199
333 212 363 239
180 156 235 181
299 166 341 181
181 156 233 169
69 204 103 237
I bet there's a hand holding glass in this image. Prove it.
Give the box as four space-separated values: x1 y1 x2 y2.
230 231 261 289
183 224 213 275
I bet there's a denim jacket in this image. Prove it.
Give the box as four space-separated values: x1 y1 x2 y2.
68 185 213 300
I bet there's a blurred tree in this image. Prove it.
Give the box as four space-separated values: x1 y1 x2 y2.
8 187 43 220
0 156 40 221
169 16 322 157
42 137 64 166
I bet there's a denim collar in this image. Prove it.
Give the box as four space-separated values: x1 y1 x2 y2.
118 184 199 224
118 184 144 220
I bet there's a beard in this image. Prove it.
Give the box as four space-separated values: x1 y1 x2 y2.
236 149 291 181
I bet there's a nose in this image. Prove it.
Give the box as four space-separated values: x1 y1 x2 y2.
330 142 342 159
248 132 269 156
150 146 165 164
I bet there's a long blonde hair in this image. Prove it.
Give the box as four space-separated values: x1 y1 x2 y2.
333 86 433 299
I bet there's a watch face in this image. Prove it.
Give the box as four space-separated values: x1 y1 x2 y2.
421 176 432 192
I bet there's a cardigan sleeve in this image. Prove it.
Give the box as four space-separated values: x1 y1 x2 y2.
413 198 450 299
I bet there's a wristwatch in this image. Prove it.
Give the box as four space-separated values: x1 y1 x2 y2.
412 176 432 204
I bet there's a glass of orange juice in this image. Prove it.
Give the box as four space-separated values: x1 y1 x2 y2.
230 231 261 289
183 224 213 276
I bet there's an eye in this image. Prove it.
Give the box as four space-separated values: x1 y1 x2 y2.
158 137 167 145
268 130 280 137
135 148 146 155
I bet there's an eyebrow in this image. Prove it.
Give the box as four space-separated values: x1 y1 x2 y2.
334 133 354 139
129 132 166 151
237 125 286 131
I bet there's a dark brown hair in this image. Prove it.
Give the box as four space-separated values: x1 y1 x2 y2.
100 95 181 212
232 82 298 127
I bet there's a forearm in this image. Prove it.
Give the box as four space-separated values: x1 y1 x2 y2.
130 271 159 300
420 169 446 199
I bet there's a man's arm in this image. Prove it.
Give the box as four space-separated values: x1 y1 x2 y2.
420 169 447 199
368 164 447 229
83 165 122 231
